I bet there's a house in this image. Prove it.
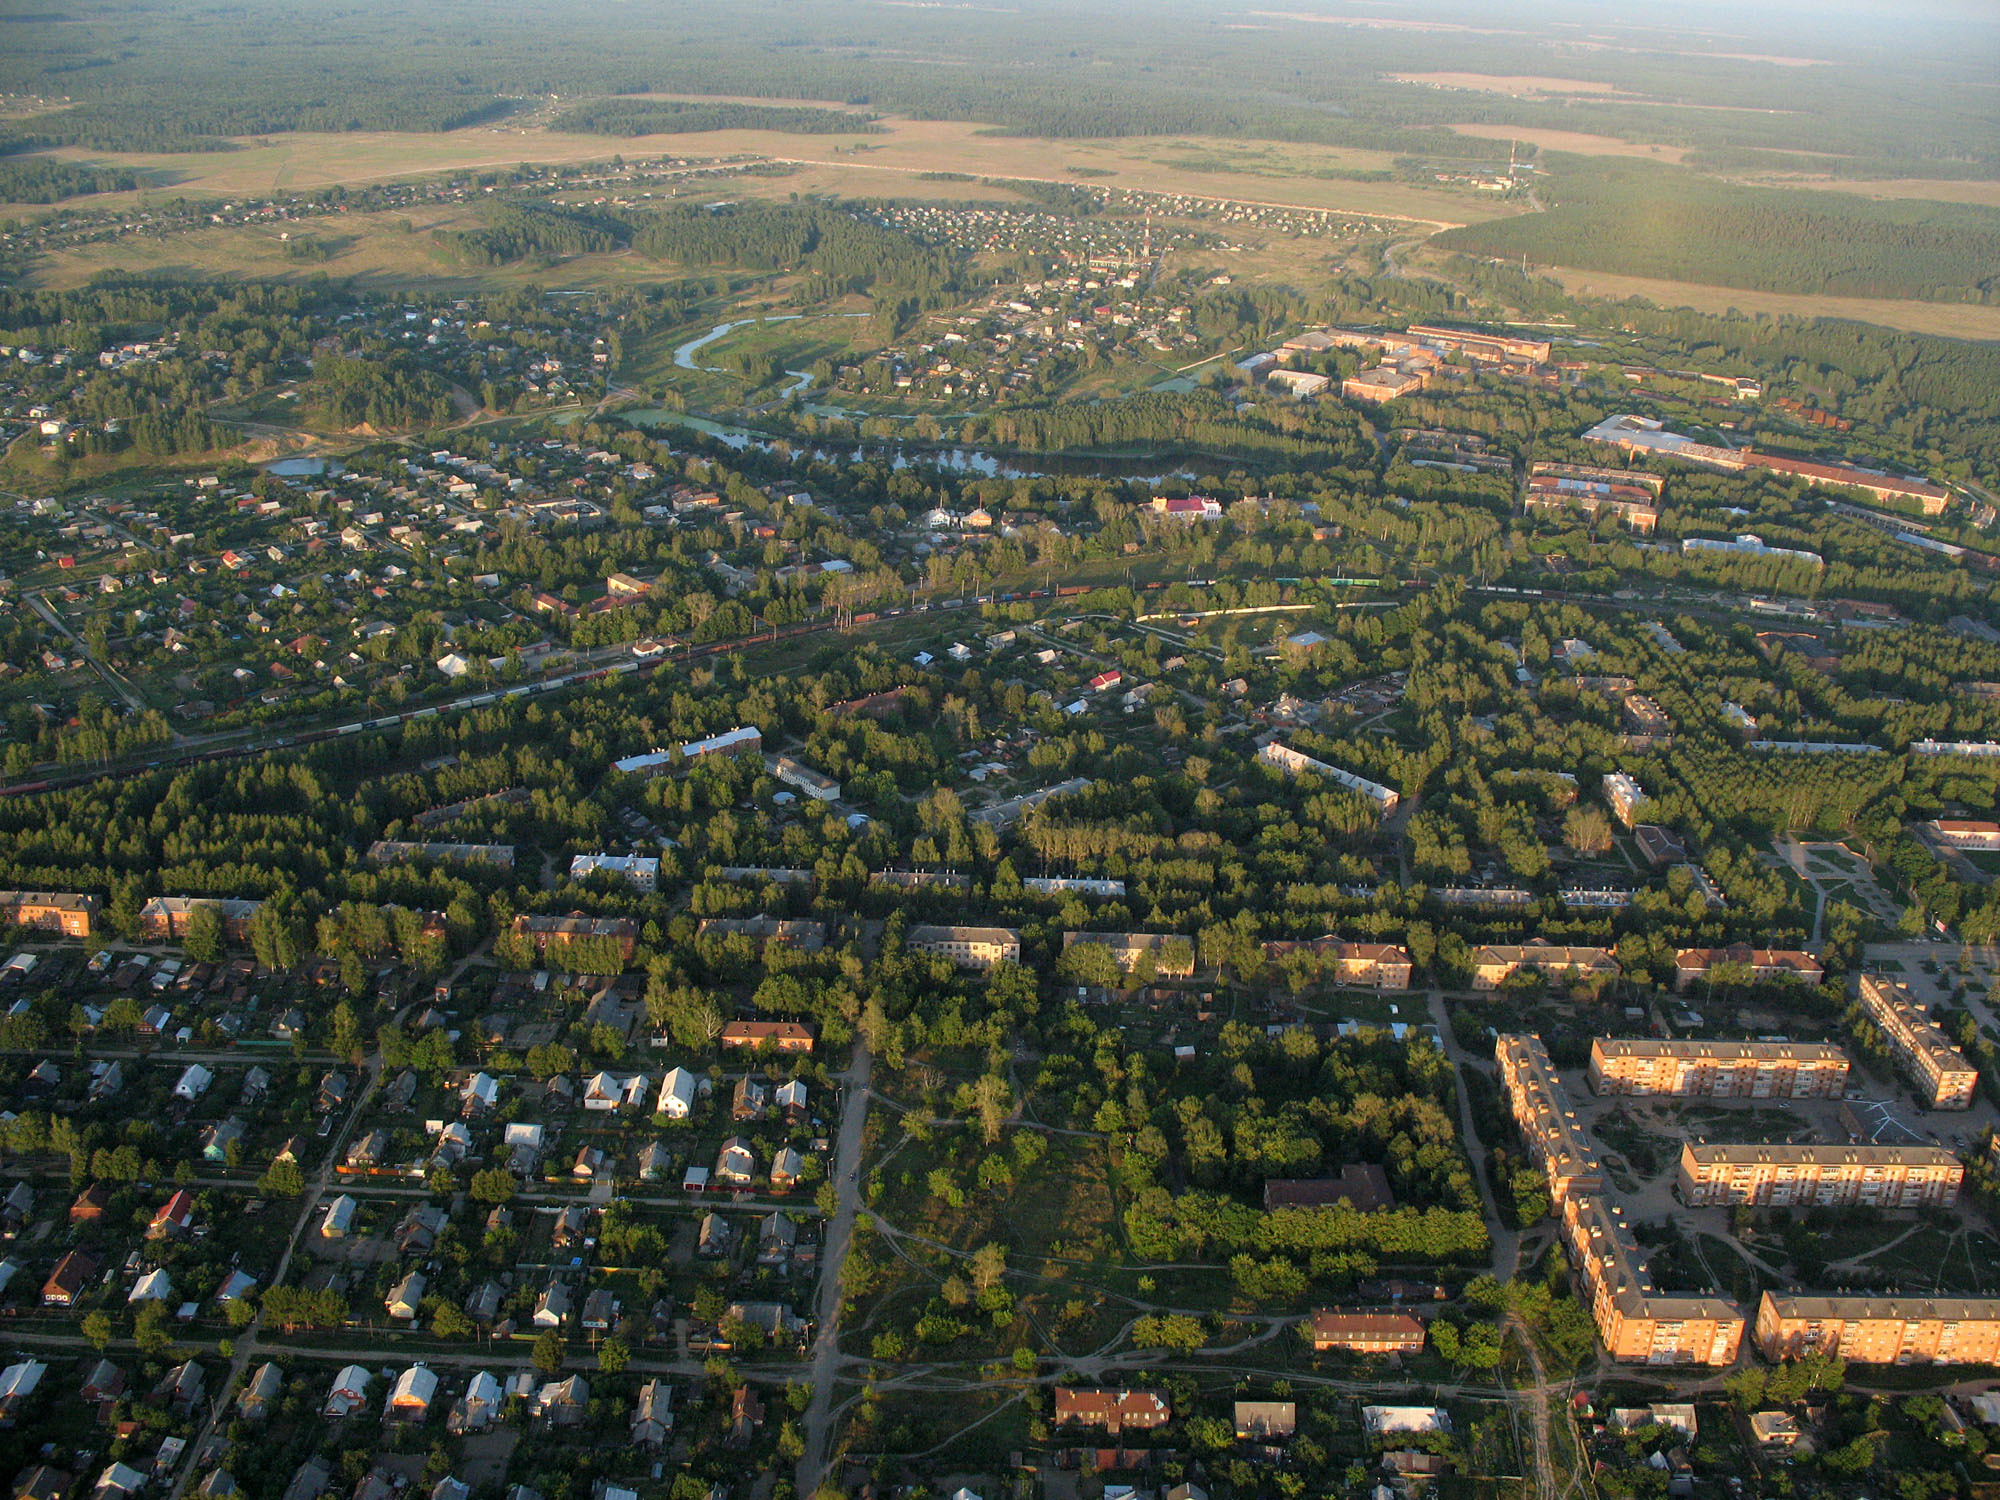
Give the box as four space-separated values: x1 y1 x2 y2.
465 1282 505 1328
531 1375 590 1425
1363 1406 1450 1435
345 1129 391 1168
448 1372 503 1434
731 1078 769 1122
16 1467 69 1500
79 1358 126 1404
387 1365 439 1423
396 1204 447 1256
730 1385 766 1442
321 1195 358 1239
769 1146 805 1190
775 1079 808 1120
199 1117 246 1163
0 1360 46 1424
128 1269 173 1304
91 1466 146 1500
1053 1388 1172 1434
69 1185 111 1225
572 1145 606 1180
154 1359 204 1413
42 1251 97 1307
719 1019 814 1054
533 1281 572 1329
631 1380 674 1449
697 1213 734 1257
173 1063 214 1101
714 1137 756 1186
461 1072 499 1116
582 1288 619 1332
1235 1400 1297 1441
1263 1164 1396 1212
324 1366 372 1418
236 1363 283 1421
583 1071 649 1112
635 1141 674 1182
385 1271 426 1321
1750 1411 1802 1448
282 1461 334 1500
656 1067 699 1119
149 1189 196 1239
757 1214 798 1267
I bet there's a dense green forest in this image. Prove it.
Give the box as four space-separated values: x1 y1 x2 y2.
1435 158 2000 305
432 201 631 266
0 156 140 204
548 99 883 137
0 0 1992 176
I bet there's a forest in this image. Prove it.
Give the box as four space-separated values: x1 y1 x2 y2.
1435 157 2000 306
547 100 883 137
0 156 140 205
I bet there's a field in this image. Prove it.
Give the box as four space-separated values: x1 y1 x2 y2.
25 113 1506 231
1542 266 2000 341
1448 123 1688 164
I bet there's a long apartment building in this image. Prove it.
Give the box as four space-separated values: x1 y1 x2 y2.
1857 974 1979 1109
1499 1034 1744 1365
1473 942 1620 991
1679 1143 1962 1209
1673 946 1824 992
1755 1292 2000 1365
1560 1189 1746 1366
1260 938 1414 989
1061 931 1196 978
1588 1038 1848 1100
1496 1034 1603 1205
906 924 1021 972
1256 742 1400 815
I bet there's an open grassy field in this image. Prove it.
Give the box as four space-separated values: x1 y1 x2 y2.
27 113 1503 230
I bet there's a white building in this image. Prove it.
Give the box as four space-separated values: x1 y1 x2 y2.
569 853 660 892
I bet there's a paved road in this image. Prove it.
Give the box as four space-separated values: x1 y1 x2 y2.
796 1037 872 1496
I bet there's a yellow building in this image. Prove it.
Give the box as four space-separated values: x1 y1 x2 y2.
1678 1143 1962 1209
1474 943 1620 991
1755 1292 2000 1365
1856 974 1979 1109
1588 1038 1848 1099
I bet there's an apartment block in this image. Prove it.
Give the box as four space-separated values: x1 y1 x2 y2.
1061 931 1196 977
1588 1038 1848 1099
1473 942 1620 991
1602 772 1646 828
1306 1311 1426 1354
906 924 1021 972
1261 937 1413 989
1857 974 1979 1109
1678 1143 1962 1209
1255 743 1399 814
0 891 99 939
1673 946 1824 992
510 914 638 960
1931 818 2000 851
1560 1190 1745 1366
140 896 263 942
1755 1292 2000 1365
1496 1034 1603 1205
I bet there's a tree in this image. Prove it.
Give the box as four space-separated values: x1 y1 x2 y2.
259 1158 305 1197
470 1168 516 1205
532 1331 566 1374
972 1073 1010 1144
970 1242 1007 1295
182 903 224 962
1563 805 1613 856
598 1336 630 1374
432 1302 475 1339
81 1310 112 1350
133 1299 173 1357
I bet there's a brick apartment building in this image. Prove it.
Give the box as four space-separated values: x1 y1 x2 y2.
1678 1143 1962 1209
1588 1038 1848 1099
1857 974 1979 1109
1755 1292 2000 1364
